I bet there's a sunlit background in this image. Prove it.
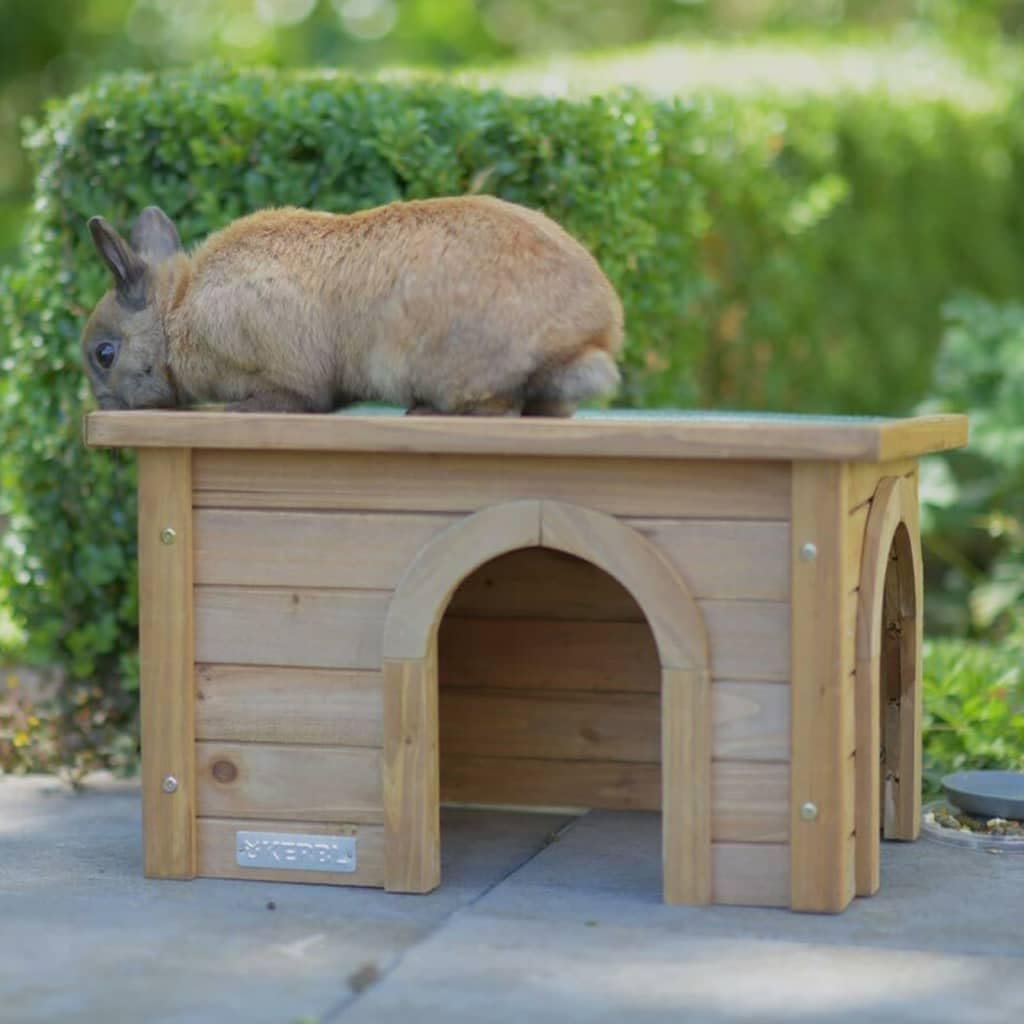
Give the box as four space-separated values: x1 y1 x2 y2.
2 0 1021 262
2 1 1024 787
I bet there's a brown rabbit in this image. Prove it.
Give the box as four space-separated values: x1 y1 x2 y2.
80 196 624 416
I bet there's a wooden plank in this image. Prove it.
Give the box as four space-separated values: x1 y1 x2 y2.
897 473 924 841
702 600 790 682
663 668 711 904
137 448 196 879
195 741 382 823
193 451 792 520
195 665 382 746
383 656 440 893
194 510 457 589
884 518 922 841
441 755 660 811
447 548 644 621
848 459 915 511
439 755 788 841
197 817 385 887
382 501 541 661
712 761 790 843
790 461 855 913
712 843 789 908
633 519 790 602
437 683 788 763
86 409 968 462
877 416 969 462
713 682 790 761
853 475 902 896
846 502 869 593
446 522 791 615
439 619 660 692
194 586 390 669
441 689 661 763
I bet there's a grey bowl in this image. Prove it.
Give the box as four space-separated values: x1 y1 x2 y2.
942 770 1024 820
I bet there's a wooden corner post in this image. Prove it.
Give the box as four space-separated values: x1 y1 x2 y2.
137 448 197 879
790 462 855 913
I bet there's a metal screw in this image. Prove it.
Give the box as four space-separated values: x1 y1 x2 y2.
160 527 177 546
800 801 819 822
162 775 178 794
800 542 817 562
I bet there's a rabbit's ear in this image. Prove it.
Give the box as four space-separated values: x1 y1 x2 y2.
88 216 147 301
130 205 183 265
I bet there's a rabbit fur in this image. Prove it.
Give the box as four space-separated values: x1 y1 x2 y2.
80 196 624 416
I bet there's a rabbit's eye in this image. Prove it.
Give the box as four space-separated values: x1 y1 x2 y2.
95 341 118 370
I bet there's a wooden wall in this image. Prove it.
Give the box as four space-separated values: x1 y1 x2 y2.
188 450 793 905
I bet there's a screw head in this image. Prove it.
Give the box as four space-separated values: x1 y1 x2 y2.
162 775 178 794
800 542 817 562
160 527 177 546
800 801 819 822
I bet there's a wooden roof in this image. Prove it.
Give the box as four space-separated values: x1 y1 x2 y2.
84 408 968 462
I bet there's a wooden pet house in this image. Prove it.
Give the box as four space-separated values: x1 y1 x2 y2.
85 410 968 913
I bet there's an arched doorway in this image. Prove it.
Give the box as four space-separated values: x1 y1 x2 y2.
381 500 711 904
855 476 923 897
437 547 662 807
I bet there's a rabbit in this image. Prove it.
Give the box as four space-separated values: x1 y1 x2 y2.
80 195 625 416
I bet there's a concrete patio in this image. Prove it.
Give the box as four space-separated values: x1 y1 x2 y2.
2 773 1022 1024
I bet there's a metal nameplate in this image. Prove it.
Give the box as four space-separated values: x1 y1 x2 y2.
235 831 357 873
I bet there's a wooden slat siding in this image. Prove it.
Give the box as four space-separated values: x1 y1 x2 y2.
192 585 786 679
440 605 788 685
195 741 382 823
442 755 660 810
633 519 790 602
440 618 660 692
884 519 922 841
87 409 969 462
447 549 645 622
137 449 196 879
790 462 855 913
196 519 790 607
195 665 382 747
194 586 390 669
848 459 916 512
714 682 791 761
198 818 385 887
712 843 789 908
440 756 788 841
702 601 789 682
194 510 458 589
192 451 792 520
438 683 789 763
663 668 711 904
383 654 441 893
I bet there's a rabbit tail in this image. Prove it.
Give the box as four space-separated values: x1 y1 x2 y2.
524 339 621 417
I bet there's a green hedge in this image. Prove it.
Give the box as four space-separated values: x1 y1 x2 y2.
4 62 1024 770
923 631 1024 799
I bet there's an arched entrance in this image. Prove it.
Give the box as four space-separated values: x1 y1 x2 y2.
854 476 923 896
381 500 712 904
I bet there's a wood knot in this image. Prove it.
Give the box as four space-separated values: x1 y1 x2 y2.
211 759 238 783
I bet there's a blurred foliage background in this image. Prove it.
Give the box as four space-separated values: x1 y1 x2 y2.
4 0 1024 264
2 0 1024 789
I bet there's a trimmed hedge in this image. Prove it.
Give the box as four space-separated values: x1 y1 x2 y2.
4 62 1024 770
